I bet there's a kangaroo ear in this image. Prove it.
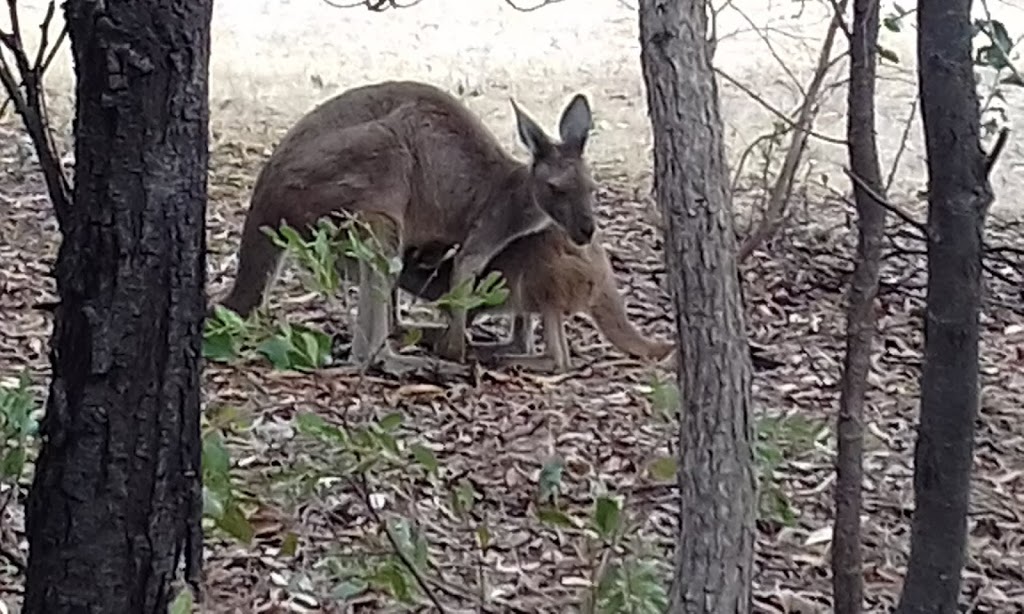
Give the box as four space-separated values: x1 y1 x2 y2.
558 93 592 154
511 98 553 159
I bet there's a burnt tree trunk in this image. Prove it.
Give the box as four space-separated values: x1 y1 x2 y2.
895 0 993 611
638 1 756 612
24 1 212 612
832 0 886 611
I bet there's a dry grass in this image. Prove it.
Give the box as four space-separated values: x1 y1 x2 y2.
2 0 1024 612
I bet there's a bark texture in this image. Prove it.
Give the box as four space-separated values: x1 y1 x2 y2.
23 1 212 612
638 1 755 612
896 0 993 611
832 0 886 612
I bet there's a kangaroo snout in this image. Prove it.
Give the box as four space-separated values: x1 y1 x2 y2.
571 218 596 245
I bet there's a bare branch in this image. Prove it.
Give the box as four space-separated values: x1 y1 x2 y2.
715 68 846 146
737 1 849 261
503 0 566 10
984 127 1009 175
884 94 919 192
0 0 72 225
845 168 925 232
321 0 425 10
319 0 566 10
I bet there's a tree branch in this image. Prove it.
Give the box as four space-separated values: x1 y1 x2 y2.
0 0 72 227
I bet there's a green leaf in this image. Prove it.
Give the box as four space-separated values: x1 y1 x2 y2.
202 486 226 520
452 479 476 516
592 496 622 541
280 531 299 557
400 326 423 348
257 336 294 370
475 523 491 551
877 45 900 64
202 332 238 363
646 375 679 420
648 455 677 482
537 457 565 503
882 15 902 32
378 412 404 432
1 447 26 478
332 579 369 601
410 444 439 477
201 432 231 478
372 562 414 603
536 506 577 529
168 586 194 614
217 503 254 544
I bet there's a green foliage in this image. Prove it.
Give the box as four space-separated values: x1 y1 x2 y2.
432 270 510 313
168 586 195 614
594 557 669 614
755 414 828 526
201 410 254 544
256 322 332 371
642 376 827 525
0 372 38 486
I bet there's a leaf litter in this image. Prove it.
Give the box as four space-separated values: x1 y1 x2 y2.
1 122 1023 612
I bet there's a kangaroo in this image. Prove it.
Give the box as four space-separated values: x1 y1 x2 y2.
396 228 675 373
216 80 598 367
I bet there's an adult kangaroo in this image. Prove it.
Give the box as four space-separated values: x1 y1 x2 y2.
397 228 675 372
217 80 597 366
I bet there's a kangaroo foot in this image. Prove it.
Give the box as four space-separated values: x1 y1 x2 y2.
481 352 568 374
361 341 472 379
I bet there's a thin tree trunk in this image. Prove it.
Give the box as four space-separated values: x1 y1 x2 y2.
23 1 212 612
638 1 756 612
832 0 886 611
895 0 994 610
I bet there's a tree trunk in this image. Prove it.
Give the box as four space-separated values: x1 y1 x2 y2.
832 0 886 611
638 1 756 612
895 0 993 611
23 1 212 612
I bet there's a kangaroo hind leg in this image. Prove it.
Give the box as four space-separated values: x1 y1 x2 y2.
351 212 401 364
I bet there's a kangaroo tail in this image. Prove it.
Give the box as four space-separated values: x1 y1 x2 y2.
216 213 284 319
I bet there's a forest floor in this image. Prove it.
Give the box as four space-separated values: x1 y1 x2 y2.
3 0 1024 612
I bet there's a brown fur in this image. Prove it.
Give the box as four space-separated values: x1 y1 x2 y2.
399 228 675 372
216 80 598 364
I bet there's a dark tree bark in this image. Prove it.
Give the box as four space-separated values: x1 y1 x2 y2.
638 1 756 612
832 0 886 612
23 1 212 612
895 0 994 611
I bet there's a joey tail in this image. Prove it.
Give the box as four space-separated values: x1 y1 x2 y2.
589 274 674 361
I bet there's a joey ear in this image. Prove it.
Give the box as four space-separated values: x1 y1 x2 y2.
511 98 553 159
558 93 592 154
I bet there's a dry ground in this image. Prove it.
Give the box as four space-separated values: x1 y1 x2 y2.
2 0 1024 612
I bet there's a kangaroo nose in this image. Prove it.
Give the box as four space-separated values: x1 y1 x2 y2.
579 219 596 243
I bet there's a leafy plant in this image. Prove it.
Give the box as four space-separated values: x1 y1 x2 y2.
594 556 669 614
202 304 268 364
201 410 254 544
257 321 333 371
0 372 38 485
755 414 828 525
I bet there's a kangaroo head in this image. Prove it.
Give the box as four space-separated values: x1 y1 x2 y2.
511 94 597 246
